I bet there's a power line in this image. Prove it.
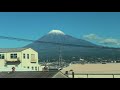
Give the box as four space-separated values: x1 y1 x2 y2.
0 35 120 50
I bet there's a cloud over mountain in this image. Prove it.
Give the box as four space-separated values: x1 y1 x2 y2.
100 38 120 45
83 34 101 41
83 33 120 46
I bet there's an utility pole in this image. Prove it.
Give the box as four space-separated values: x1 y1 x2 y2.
58 46 62 67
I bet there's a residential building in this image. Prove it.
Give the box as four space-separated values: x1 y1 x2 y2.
0 48 42 71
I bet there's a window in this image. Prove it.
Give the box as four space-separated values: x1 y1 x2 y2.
10 54 17 59
32 67 34 70
11 54 14 59
27 54 29 59
31 54 36 62
23 54 25 59
27 66 29 69
14 54 17 58
35 67 37 71
0 54 5 59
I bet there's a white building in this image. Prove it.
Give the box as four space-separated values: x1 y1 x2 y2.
0 48 42 71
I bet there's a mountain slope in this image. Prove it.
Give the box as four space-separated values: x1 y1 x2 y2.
24 30 120 61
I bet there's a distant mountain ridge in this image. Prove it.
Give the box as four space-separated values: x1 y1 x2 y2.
24 30 120 61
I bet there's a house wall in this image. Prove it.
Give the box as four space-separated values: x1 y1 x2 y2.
5 52 21 61
21 48 41 71
0 53 7 67
0 52 22 68
21 48 38 66
0 59 5 67
0 48 41 71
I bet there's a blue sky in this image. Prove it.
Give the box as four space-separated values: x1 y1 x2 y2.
0 12 120 48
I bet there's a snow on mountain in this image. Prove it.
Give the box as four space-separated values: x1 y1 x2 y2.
48 30 65 35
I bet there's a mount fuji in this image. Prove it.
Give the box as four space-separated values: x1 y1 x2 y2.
24 30 120 61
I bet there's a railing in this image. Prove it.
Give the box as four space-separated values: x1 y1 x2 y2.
68 73 120 78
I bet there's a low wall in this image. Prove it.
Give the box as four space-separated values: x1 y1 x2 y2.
68 74 120 78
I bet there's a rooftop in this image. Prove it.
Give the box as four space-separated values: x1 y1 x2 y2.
0 48 28 53
0 71 68 78
61 63 120 74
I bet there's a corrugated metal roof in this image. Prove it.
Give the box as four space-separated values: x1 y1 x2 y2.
0 48 28 53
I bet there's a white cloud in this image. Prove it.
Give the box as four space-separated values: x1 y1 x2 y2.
83 34 100 41
83 34 120 46
100 38 120 45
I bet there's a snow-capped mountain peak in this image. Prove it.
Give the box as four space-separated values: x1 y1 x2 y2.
48 30 65 35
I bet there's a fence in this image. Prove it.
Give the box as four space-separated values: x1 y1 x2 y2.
68 73 120 78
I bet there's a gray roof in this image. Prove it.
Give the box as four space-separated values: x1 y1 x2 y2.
0 71 68 78
0 48 28 53
52 71 69 78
